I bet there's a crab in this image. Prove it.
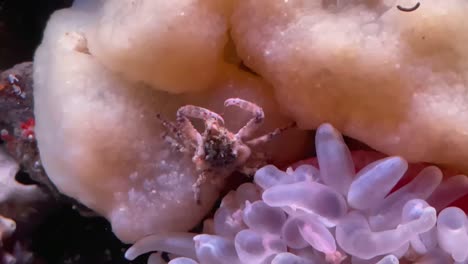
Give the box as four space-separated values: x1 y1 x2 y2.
157 98 295 203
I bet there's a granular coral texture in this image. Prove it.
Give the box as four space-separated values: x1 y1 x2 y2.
231 0 468 174
85 0 233 93
125 123 468 264
33 4 308 243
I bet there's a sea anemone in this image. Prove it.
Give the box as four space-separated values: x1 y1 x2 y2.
125 123 468 264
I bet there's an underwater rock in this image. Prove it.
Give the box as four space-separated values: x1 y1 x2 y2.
0 62 55 193
0 148 48 227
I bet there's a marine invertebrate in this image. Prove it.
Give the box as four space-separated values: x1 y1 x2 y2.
33 3 307 243
159 98 295 202
231 0 468 174
125 123 468 263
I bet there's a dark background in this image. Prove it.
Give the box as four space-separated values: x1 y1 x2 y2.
0 0 72 70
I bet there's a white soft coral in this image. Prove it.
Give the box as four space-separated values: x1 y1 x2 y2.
33 5 307 243
78 0 233 93
231 0 468 174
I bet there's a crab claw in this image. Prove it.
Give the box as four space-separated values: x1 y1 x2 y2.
224 98 263 117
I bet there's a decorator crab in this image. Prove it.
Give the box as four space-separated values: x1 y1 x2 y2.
158 98 295 203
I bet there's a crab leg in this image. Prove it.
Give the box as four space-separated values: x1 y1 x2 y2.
193 169 224 204
246 122 296 146
224 98 265 140
177 105 224 125
192 170 208 204
156 113 181 138
155 113 188 152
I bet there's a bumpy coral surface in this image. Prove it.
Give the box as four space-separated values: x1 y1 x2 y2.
231 0 468 173
83 0 233 93
33 4 307 243
35 0 468 249
65 0 468 175
126 124 468 264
